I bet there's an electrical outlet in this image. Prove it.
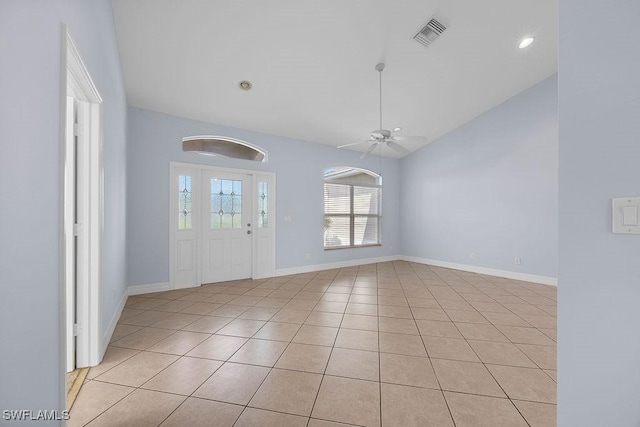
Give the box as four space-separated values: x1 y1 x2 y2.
305 253 311 260
514 257 521 265
470 252 476 259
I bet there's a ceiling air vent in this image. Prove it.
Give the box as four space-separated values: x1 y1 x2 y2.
413 18 446 48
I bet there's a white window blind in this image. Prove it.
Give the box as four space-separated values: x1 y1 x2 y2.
324 182 381 248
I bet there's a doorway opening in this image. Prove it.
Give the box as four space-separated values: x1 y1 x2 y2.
170 162 276 289
62 25 103 407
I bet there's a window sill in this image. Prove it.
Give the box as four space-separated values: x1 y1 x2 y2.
324 244 382 251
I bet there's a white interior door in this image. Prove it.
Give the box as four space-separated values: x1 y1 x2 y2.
64 97 91 370
201 171 253 283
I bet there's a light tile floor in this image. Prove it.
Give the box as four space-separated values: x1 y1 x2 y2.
70 261 557 426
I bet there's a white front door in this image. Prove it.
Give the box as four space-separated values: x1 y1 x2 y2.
201 171 253 283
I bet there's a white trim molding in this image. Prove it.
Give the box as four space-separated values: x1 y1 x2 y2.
61 25 104 371
126 257 556 299
128 282 172 296
401 255 558 286
274 256 399 277
101 290 128 355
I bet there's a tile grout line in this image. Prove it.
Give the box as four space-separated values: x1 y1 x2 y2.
89 280 271 427
426 263 549 426
229 275 301 427
87 289 232 425
375 263 383 427
406 261 458 427
108 282 268 427
304 270 354 426
75 263 555 426
230 270 328 426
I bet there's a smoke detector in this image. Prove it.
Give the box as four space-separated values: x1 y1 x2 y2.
413 18 447 48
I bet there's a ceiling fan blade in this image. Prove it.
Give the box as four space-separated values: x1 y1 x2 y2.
386 140 410 155
393 136 428 142
337 140 373 149
360 142 380 159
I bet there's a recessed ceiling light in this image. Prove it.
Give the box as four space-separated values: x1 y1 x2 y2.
393 127 402 132
239 80 252 91
519 37 535 49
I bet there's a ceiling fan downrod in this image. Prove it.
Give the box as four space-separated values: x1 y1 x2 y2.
375 63 384 131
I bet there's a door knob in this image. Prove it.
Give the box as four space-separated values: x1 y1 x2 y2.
247 230 252 234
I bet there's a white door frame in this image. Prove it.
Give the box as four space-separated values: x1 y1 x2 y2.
169 161 276 289
63 95 76 373
61 26 103 373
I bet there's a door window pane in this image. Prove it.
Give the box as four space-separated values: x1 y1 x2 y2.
211 178 242 229
258 182 268 228
178 175 192 229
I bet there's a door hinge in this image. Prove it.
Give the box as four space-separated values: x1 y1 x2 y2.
73 123 82 137
73 323 80 337
73 223 80 236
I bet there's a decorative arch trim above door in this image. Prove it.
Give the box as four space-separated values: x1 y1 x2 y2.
182 136 268 162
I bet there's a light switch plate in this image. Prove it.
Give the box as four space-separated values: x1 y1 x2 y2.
613 197 640 234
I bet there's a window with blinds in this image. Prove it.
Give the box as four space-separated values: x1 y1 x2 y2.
324 167 381 249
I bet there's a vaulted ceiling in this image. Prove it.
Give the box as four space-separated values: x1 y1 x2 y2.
111 0 558 158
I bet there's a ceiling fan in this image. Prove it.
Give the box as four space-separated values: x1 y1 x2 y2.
338 62 428 158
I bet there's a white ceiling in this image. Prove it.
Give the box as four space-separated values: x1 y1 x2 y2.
111 0 558 158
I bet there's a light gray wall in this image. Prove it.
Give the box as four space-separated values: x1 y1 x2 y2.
558 1 640 425
0 0 127 422
126 108 400 286
400 76 558 279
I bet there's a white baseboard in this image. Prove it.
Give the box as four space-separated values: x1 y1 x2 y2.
128 282 171 295
124 256 556 299
101 290 128 358
401 255 557 286
274 255 400 277
98 282 170 361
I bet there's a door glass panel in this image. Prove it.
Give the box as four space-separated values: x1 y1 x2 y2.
211 178 242 229
178 175 192 229
258 181 268 228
